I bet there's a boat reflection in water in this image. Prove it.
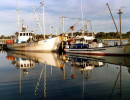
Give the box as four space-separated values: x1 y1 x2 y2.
5 51 130 100
65 53 130 99
6 51 64 98
66 53 130 67
65 54 104 80
6 54 36 75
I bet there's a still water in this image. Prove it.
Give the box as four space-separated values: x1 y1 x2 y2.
0 50 130 100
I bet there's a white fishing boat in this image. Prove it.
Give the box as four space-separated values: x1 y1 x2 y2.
7 0 61 52
7 30 61 52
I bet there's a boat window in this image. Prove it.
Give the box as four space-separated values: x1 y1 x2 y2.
23 33 25 36
31 33 32 36
21 64 23 67
29 33 31 36
24 64 26 67
27 64 29 67
26 33 28 36
93 39 97 42
20 33 22 36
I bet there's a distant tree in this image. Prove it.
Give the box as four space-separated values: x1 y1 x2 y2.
126 31 130 36
95 32 106 39
0 35 5 39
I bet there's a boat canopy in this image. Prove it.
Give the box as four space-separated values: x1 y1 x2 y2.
75 36 94 41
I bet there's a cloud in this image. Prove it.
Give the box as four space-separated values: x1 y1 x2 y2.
0 0 130 36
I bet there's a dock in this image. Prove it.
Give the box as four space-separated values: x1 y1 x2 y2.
0 39 13 49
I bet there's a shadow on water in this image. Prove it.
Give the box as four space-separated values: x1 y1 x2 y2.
0 50 130 100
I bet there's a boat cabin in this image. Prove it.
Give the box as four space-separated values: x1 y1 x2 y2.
67 35 104 49
14 31 34 43
74 36 95 44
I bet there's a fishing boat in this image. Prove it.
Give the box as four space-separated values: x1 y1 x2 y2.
7 0 61 52
65 3 130 56
65 35 130 56
7 27 61 52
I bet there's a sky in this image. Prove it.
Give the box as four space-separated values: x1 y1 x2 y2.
0 0 130 36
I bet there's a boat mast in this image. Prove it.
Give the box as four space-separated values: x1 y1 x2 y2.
50 26 53 36
106 3 122 44
118 9 123 45
81 0 84 35
62 16 65 33
17 0 20 32
55 29 58 36
41 1 46 39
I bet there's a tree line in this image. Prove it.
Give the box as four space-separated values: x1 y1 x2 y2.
0 35 11 39
68 31 130 39
95 31 130 39
0 31 130 39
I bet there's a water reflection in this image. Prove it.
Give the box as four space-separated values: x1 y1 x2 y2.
65 54 104 80
4 51 130 100
65 53 130 100
65 53 130 67
6 51 65 97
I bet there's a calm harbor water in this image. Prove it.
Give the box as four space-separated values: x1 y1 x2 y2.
0 50 130 100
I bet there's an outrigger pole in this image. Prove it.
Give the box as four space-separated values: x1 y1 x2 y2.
106 3 122 45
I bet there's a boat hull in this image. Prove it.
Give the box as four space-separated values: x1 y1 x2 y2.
65 44 130 56
7 37 61 52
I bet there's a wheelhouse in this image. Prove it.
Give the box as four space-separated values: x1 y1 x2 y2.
14 31 34 43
